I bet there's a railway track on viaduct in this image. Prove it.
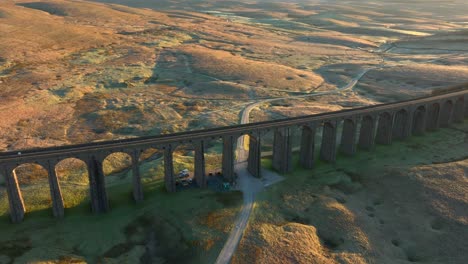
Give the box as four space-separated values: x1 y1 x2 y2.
0 87 467 224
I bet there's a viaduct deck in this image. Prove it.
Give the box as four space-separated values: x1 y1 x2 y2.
0 87 467 223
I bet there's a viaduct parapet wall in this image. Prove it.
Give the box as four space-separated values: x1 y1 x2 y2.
1 88 467 223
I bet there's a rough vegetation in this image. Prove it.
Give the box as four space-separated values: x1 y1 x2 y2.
0 0 468 263
2 0 467 151
233 122 468 264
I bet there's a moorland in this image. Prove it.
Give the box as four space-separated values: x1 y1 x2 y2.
0 0 467 263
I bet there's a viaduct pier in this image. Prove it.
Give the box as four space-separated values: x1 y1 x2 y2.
1 88 467 223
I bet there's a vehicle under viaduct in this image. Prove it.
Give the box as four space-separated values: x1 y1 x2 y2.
1 88 467 223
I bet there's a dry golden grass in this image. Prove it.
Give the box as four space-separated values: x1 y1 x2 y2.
174 81 251 100
234 122 468 264
0 1 467 263
299 32 378 48
321 18 360 28
409 160 468 225
0 1 113 63
182 45 324 92
232 222 334 264
0 0 429 153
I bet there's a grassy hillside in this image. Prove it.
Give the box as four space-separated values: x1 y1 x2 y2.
0 149 240 263
2 0 467 152
233 121 468 264
1 0 468 262
182 45 324 92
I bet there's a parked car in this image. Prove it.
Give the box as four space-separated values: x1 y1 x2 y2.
178 169 189 178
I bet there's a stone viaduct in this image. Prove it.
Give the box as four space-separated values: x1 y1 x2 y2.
0 89 467 223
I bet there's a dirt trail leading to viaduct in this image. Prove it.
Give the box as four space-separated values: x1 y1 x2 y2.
214 64 375 264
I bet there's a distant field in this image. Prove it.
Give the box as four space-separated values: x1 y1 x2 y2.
2 0 467 151
1 0 468 263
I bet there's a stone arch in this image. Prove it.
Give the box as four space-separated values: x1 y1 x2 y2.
12 163 51 215
138 147 164 194
235 132 250 163
453 97 465 123
426 103 440 130
172 143 196 190
393 109 409 140
103 152 132 176
139 147 164 176
203 137 224 186
55 158 89 210
237 130 265 159
340 118 357 156
204 137 223 175
259 128 275 155
440 100 453 127
242 129 274 174
358 115 375 150
288 125 305 151
412 105 426 136
376 112 393 145
322 121 336 130
102 152 134 204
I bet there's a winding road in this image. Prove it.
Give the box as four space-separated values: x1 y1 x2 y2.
214 65 374 264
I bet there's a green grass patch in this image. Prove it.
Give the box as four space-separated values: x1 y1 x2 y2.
0 179 242 263
254 121 468 224
0 153 242 263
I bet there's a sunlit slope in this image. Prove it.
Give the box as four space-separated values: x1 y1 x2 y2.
0 2 111 63
182 45 324 92
16 0 164 23
0 0 176 63
1 0 467 153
